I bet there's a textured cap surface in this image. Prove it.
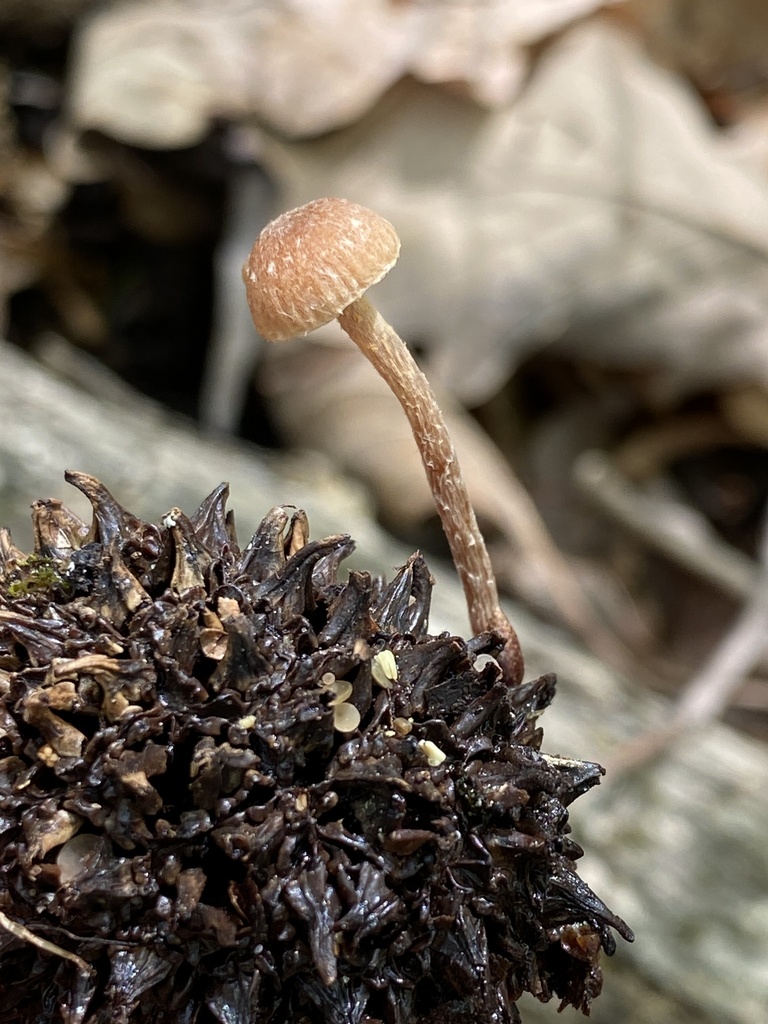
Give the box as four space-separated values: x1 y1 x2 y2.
243 197 400 341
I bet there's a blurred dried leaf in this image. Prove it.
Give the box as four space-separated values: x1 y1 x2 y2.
67 0 609 147
406 0 611 106
68 0 409 146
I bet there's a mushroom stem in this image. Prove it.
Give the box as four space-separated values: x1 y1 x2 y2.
338 295 523 685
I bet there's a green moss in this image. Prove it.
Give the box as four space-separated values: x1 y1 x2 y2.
6 555 73 599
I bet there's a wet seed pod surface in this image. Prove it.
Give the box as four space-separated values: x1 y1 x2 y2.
0 473 632 1024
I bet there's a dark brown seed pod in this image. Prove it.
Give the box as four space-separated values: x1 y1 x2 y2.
0 474 632 1024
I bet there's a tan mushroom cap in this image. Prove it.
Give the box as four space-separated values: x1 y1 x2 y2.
243 197 401 342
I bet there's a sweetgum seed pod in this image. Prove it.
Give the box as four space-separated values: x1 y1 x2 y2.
0 474 633 1022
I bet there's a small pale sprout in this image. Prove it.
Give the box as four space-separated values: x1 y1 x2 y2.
162 512 177 529
372 649 398 689
333 702 361 733
238 715 256 730
392 717 412 737
37 743 59 767
474 652 500 672
331 682 353 706
418 739 447 767
321 672 353 706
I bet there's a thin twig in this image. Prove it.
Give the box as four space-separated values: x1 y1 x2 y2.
0 910 94 977
607 504 768 776
575 449 758 600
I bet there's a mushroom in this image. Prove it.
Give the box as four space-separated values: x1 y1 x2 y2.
243 197 523 685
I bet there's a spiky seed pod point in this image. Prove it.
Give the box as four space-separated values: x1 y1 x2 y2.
0 473 632 1024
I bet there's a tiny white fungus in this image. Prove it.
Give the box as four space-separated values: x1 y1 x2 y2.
333 702 361 733
418 739 447 767
371 649 398 688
